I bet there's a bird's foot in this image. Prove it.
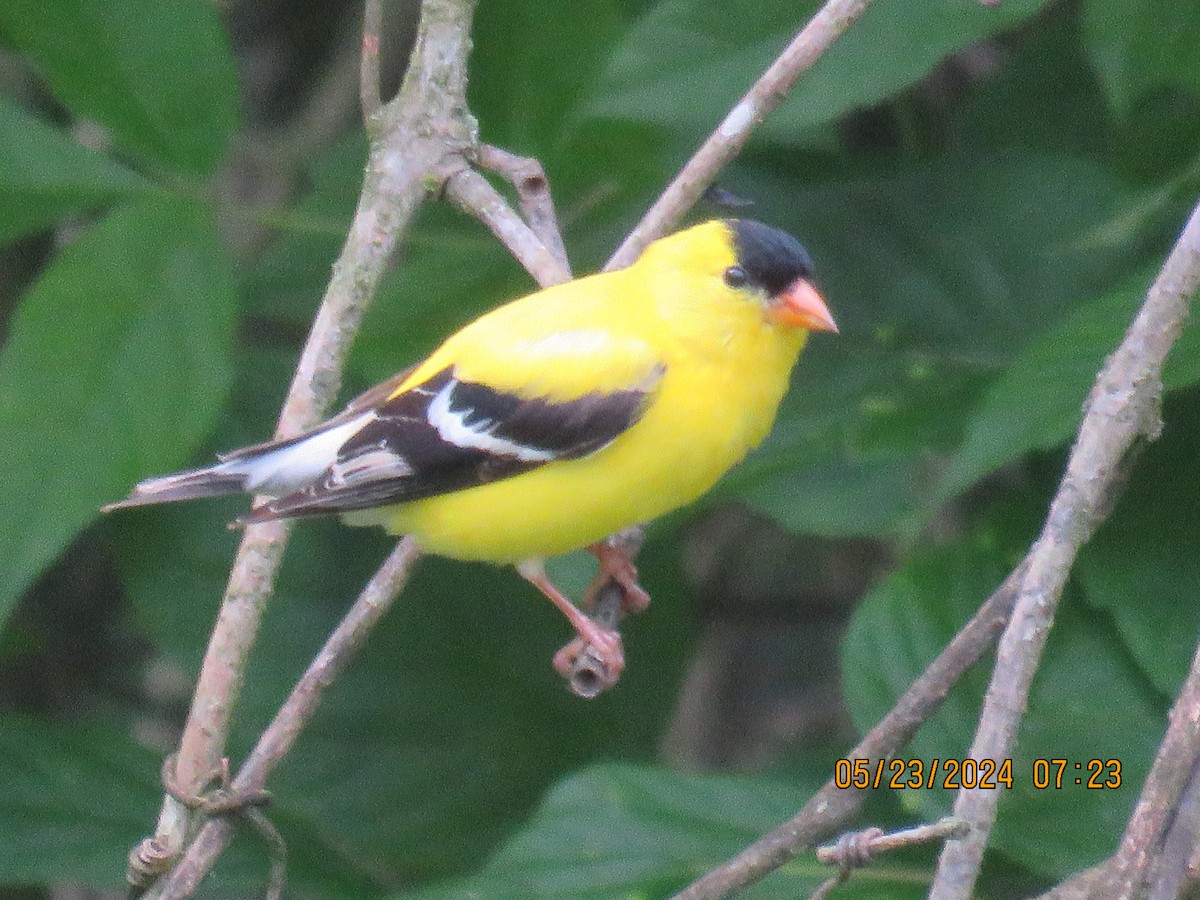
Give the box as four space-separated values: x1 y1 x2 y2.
518 558 627 696
553 626 624 697
588 538 651 614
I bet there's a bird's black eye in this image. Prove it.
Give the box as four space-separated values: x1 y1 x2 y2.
723 266 749 288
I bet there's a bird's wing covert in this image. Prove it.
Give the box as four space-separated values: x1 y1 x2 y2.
240 363 663 523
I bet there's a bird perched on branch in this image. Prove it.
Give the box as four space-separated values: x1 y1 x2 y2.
105 219 836 681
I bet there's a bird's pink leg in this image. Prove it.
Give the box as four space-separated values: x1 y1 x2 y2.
516 560 624 678
588 541 651 613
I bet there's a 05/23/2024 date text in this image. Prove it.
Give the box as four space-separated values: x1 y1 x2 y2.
833 757 1123 791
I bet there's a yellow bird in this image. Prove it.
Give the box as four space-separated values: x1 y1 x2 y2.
105 219 836 676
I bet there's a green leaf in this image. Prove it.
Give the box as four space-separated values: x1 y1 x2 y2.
0 0 239 177
0 710 312 895
585 0 1053 140
719 152 1138 536
1083 0 1200 115
1078 389 1200 696
939 266 1200 500
247 170 539 388
949 4 1113 160
0 196 236 625
241 135 368 343
352 207 541 382
0 97 149 243
469 0 625 154
0 716 161 886
843 501 1164 880
395 764 929 900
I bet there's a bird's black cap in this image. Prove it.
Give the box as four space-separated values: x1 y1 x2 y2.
729 219 814 296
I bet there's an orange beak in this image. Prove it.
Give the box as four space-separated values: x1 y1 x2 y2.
769 278 838 333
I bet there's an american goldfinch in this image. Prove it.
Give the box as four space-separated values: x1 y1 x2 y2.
105 219 836 676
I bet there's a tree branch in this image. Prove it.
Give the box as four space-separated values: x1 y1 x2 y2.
444 167 571 287
135 0 480 892
476 144 571 275
1147 760 1200 900
155 116 585 897
156 538 421 898
673 561 1027 899
1103 628 1200 897
606 0 877 271
1034 640 1200 900
679 197 1200 899
928 196 1200 900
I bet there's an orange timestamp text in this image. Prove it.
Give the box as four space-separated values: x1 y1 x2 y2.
1031 758 1122 789
833 758 1123 791
835 757 1014 790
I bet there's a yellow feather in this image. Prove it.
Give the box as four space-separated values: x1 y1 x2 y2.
350 220 810 562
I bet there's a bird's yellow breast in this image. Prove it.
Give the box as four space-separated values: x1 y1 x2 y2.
356 222 808 562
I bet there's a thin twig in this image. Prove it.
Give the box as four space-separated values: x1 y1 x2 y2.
815 817 968 865
563 577 627 698
247 807 288 900
477 144 571 275
606 0 876 271
929 197 1200 900
145 514 294 873
360 0 383 123
808 870 849 900
807 819 966 900
1105 632 1200 897
156 538 421 898
444 167 571 287
673 562 1027 899
1148 760 1200 900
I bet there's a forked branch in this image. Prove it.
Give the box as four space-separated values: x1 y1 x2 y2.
928 196 1200 900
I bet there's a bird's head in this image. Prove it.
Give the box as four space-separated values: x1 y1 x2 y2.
723 219 837 333
640 219 837 335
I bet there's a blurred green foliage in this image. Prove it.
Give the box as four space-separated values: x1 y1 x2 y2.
1 0 1199 896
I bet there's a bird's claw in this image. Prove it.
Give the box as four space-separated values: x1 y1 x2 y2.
554 626 624 698
618 580 651 614
588 539 651 614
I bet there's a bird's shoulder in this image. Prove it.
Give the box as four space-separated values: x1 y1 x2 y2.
403 271 665 401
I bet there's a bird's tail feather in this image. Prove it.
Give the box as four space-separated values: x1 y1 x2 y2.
102 465 248 512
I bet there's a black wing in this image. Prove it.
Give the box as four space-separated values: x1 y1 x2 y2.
239 365 662 523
